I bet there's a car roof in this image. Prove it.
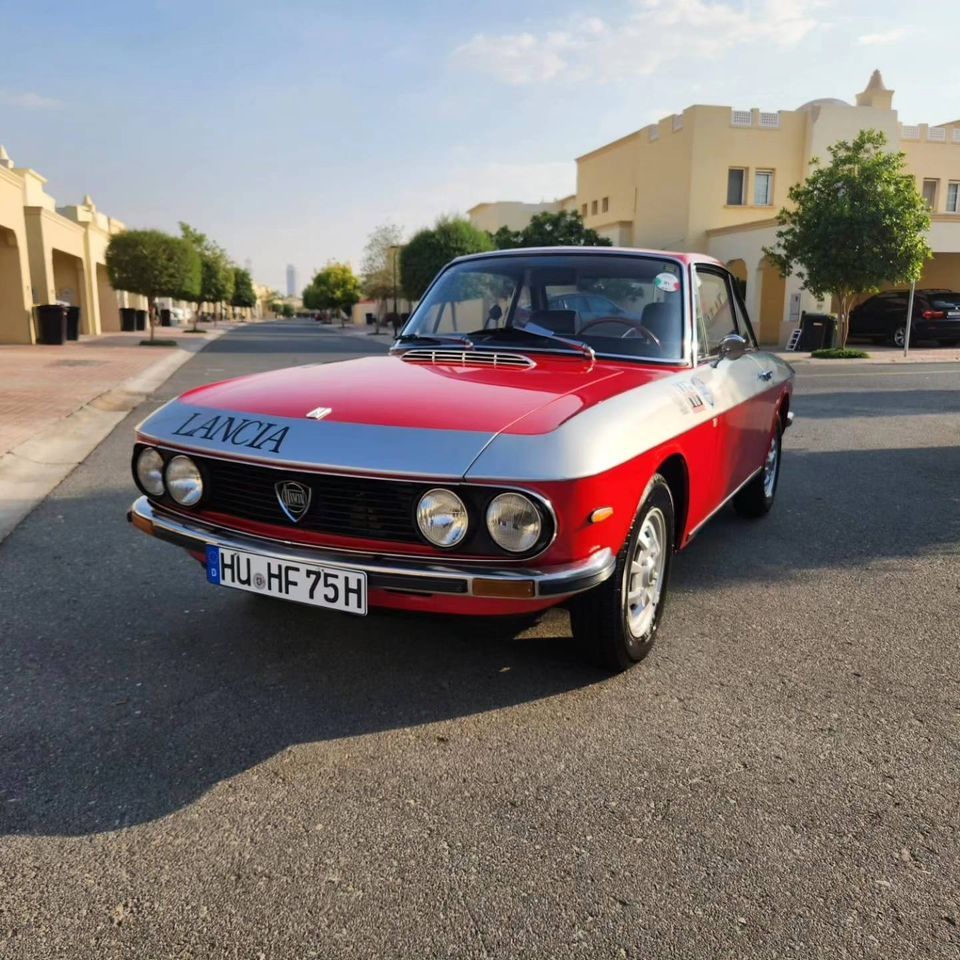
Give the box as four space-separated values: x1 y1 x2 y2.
449 246 722 268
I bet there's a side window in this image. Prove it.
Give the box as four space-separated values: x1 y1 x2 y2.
695 268 739 357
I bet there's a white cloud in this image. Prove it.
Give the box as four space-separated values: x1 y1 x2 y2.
452 0 829 85
0 89 62 110
857 27 910 45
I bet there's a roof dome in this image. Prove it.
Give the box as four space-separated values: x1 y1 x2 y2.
797 97 851 110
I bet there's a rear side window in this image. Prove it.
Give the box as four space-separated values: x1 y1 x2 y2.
695 268 739 357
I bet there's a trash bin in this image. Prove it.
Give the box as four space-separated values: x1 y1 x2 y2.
35 304 67 345
798 312 836 351
120 307 137 332
160 308 172 327
135 309 147 331
66 305 80 341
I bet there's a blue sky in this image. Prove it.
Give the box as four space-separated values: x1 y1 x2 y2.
2 0 957 292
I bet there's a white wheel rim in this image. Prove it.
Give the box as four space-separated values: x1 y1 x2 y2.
894 328 905 346
763 434 779 498
624 507 667 640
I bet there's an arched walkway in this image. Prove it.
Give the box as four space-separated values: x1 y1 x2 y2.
755 257 786 346
0 226 30 342
725 258 747 300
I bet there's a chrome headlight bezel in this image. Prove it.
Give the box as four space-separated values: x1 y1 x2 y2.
135 446 166 497
485 492 543 554
164 454 204 507
415 488 469 548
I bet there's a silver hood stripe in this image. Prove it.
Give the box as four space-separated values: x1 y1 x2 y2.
137 400 498 479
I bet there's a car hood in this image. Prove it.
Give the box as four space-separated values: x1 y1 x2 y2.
136 354 673 479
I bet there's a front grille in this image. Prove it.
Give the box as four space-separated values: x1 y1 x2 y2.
400 349 535 369
199 458 423 543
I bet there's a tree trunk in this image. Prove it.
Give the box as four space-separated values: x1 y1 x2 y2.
148 296 156 342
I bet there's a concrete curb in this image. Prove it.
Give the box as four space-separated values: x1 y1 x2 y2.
0 329 228 543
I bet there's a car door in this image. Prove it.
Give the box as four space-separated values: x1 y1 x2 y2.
690 266 770 502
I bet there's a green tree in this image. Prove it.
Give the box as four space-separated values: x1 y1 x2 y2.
179 222 235 325
400 216 494 301
106 230 200 342
764 129 931 346
490 210 612 250
303 262 362 326
230 267 257 317
361 223 404 333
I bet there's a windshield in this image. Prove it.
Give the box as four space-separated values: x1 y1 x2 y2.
400 253 686 362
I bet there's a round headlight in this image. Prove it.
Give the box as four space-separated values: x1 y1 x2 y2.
416 488 468 547
135 446 165 496
486 493 542 553
165 455 204 506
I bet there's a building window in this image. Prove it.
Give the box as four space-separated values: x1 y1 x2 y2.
922 179 939 209
581 203 587 216
591 200 598 215
754 170 774 206
947 182 960 213
601 196 609 213
727 168 746 205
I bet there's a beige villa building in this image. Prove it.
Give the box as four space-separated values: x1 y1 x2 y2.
0 145 267 344
0 146 142 343
470 72 960 346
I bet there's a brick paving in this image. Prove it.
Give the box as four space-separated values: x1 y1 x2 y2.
0 326 235 456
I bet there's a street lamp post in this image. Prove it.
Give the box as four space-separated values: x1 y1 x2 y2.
903 280 915 358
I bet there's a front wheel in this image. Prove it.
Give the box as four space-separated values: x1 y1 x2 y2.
570 476 675 671
733 423 782 518
892 325 906 347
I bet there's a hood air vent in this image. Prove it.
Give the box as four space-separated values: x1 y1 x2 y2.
400 349 535 369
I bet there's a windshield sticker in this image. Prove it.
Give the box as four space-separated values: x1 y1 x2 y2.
654 272 680 293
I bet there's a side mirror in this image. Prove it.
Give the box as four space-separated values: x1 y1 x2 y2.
715 333 748 364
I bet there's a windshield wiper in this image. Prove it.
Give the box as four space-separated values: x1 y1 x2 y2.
469 325 595 361
392 333 475 349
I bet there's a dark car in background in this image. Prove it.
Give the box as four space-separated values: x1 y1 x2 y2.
849 289 960 347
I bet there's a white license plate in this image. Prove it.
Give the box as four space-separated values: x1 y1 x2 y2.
206 546 367 615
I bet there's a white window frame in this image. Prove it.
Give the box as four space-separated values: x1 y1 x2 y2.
922 178 939 210
754 169 774 206
947 181 960 213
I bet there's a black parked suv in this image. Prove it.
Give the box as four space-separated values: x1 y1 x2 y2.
848 289 960 347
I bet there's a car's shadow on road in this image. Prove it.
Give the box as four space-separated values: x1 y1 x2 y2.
0 496 601 837
1 437 957 838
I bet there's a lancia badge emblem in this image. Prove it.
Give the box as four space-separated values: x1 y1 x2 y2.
276 480 311 523
306 406 332 420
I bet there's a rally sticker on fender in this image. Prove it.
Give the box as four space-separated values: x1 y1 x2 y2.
206 545 367 614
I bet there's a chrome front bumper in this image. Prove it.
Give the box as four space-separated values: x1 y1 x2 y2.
127 497 615 600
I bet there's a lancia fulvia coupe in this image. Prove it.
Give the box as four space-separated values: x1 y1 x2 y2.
129 248 793 670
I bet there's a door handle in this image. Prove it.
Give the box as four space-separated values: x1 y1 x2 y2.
758 370 773 381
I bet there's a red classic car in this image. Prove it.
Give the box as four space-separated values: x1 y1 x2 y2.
129 248 793 670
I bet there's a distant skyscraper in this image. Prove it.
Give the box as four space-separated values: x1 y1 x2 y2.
286 264 297 298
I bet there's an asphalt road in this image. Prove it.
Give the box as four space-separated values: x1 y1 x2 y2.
1 320 958 959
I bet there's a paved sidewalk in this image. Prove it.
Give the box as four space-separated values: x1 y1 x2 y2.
0 322 247 540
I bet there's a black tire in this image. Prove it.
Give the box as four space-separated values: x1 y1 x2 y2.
891 325 906 348
569 476 675 672
733 423 782 518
